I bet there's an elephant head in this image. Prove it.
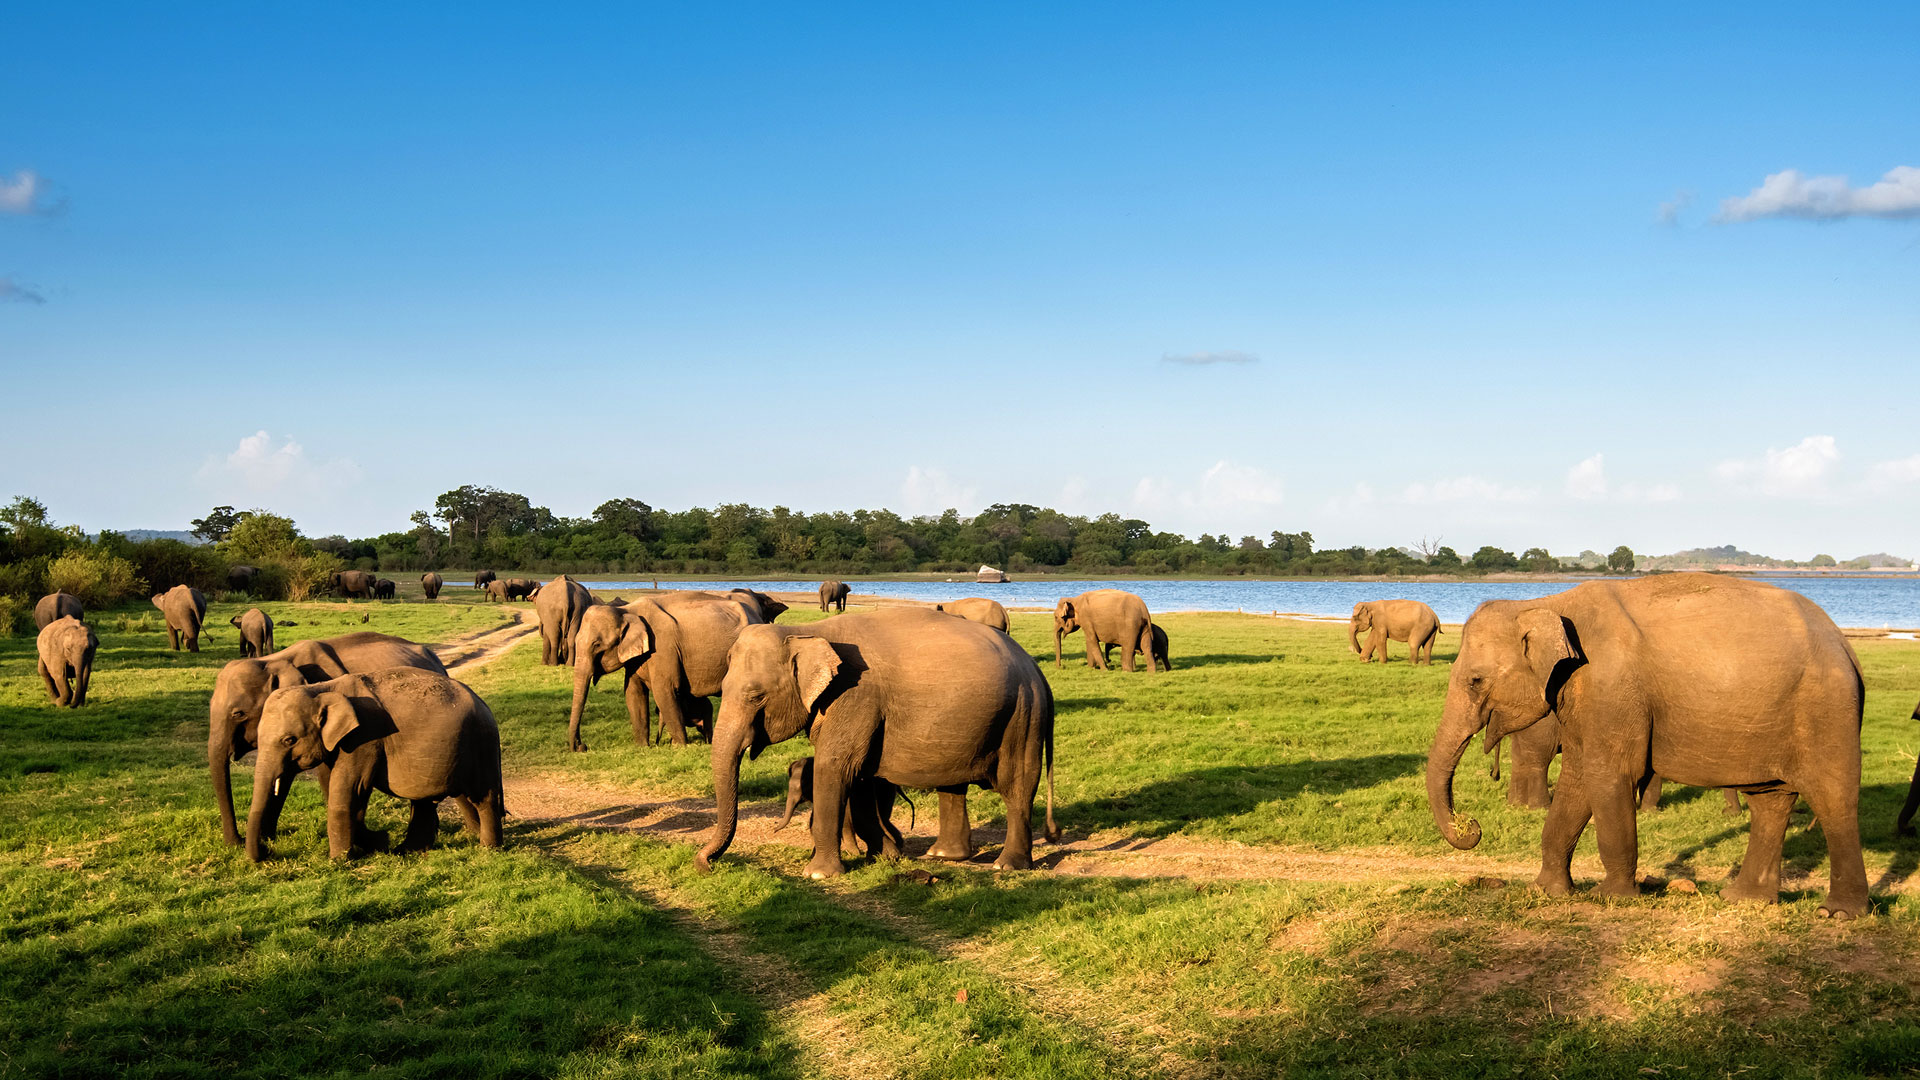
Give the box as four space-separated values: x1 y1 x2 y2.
1348 603 1374 654
698 627 844 870
246 686 363 861
1052 599 1080 668
210 660 309 845
1427 605 1579 850
42 617 97 706
568 604 655 737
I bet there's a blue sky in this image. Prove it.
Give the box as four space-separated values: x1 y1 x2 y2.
2 3 1915 558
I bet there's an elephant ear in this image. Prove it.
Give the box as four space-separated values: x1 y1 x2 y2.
1055 599 1074 622
613 612 654 665
789 636 843 714
1516 608 1577 685
318 692 362 751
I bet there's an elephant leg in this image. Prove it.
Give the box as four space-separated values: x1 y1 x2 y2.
1798 778 1868 919
624 673 651 747
401 799 441 852
1588 766 1642 899
1085 637 1106 670
803 759 852 879
873 782 905 858
1723 788 1745 815
994 766 1040 871
684 695 714 742
1506 732 1554 810
327 792 357 860
654 688 692 747
1535 756 1593 896
476 788 504 848
1724 789 1794 905
1637 773 1664 812
926 787 975 860
1899 756 1920 837
455 795 481 835
39 660 60 703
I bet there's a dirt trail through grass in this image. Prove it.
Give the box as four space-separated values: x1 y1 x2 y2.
435 609 540 672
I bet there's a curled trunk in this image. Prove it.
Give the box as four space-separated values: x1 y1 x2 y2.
1426 693 1485 850
246 755 293 862
696 710 752 871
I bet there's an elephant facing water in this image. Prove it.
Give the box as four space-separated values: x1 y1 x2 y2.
1349 600 1440 664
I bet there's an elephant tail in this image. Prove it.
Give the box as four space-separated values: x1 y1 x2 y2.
1042 726 1059 843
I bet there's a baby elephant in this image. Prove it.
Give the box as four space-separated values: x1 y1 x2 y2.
230 608 276 658
374 579 397 600
1103 623 1171 671
37 616 98 707
781 757 907 859
246 669 505 862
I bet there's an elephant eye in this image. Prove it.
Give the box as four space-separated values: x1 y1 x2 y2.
280 735 297 747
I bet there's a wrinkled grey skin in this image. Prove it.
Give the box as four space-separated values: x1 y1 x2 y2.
781 756 906 858
230 608 276 658
33 591 83 630
246 669 503 863
328 570 378 599
421 572 444 600
152 585 208 651
1491 711 1744 815
567 594 763 750
37 616 97 707
374 579 397 600
818 580 850 613
473 570 497 591
208 632 448 847
536 575 593 666
228 565 260 592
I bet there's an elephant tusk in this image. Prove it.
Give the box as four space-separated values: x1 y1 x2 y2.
273 777 283 797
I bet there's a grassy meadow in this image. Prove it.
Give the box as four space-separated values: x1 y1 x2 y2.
4 584 1920 1078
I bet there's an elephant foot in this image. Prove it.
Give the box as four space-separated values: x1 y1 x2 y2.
569 740 588 753
1817 895 1867 920
925 843 975 861
1595 875 1640 900
1720 878 1779 906
1507 791 1551 811
1533 871 1574 897
993 850 1032 871
804 853 847 880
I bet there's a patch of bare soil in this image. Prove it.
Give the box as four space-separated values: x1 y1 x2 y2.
434 612 540 672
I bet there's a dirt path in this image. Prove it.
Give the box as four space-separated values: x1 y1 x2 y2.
434 611 540 672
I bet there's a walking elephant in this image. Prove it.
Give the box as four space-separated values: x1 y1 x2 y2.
1102 622 1170 671
374 579 397 600
421 572 444 600
37 616 97 708
818 580 850 613
781 756 907 858
1054 589 1158 672
536 574 593 666
566 593 764 750
228 565 260 593
152 584 208 651
207 632 448 847
698 608 1058 879
1350 600 1441 664
473 569 497 592
230 608 276 658
1427 574 1868 918
483 579 509 602
245 669 504 862
328 570 377 599
935 597 1009 633
1899 698 1920 838
33 591 82 630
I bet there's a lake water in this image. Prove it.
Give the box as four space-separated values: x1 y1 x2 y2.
472 575 1920 629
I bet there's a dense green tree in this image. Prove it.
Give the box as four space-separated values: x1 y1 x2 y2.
190 505 241 543
1607 545 1636 573
1470 545 1519 571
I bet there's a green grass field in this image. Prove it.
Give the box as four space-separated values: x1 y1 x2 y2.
4 589 1920 1078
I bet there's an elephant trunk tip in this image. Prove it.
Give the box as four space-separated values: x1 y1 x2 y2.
1444 815 1483 851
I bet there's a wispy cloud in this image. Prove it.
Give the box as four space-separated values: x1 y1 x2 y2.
1656 190 1693 226
1867 454 1920 490
1565 453 1681 503
900 466 979 515
0 278 45 304
1714 435 1840 496
1400 476 1536 505
196 431 364 499
0 170 56 215
1133 460 1284 513
1716 166 1920 223
1162 350 1258 366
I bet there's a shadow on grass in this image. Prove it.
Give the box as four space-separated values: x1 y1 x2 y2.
1065 755 1426 839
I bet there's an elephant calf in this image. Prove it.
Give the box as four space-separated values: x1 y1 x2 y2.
781 756 907 859
230 608 275 658
374 579 397 600
37 616 98 708
934 597 1009 633
247 669 504 862
421 572 444 600
152 584 208 652
1102 623 1170 671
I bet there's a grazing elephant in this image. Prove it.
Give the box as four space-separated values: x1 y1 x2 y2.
207 632 448 847
934 597 1009 633
664 588 788 623
1427 574 1868 918
245 669 504 862
483 579 509 602
328 570 378 599
230 608 276 658
699 608 1058 878
505 578 541 601
373 579 397 600
37 616 97 708
536 575 593 666
473 569 497 591
1102 622 1170 671
781 756 906 858
1054 589 1158 672
421 572 444 600
152 585 208 651
818 580 850 613
228 565 260 593
1349 600 1441 664
33 591 82 630
567 593 764 750
1899 698 1920 838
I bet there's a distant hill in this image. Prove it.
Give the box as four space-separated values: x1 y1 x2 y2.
102 529 206 544
1853 553 1916 568
1645 545 1912 571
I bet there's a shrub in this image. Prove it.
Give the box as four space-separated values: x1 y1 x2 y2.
46 550 147 609
130 538 226 594
0 557 49 600
281 553 344 601
0 594 26 637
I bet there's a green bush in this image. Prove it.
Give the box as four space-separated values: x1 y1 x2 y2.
280 552 344 601
0 593 26 637
45 550 147 609
0 557 48 600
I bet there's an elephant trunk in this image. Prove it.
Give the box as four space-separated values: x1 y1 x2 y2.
1053 626 1064 669
72 657 92 707
779 786 802 830
1426 692 1485 850
568 652 597 745
1347 617 1363 654
210 728 240 846
246 754 293 862
696 707 752 871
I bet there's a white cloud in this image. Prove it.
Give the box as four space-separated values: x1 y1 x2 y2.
1162 350 1258 366
1322 482 1376 516
1867 454 1920 489
1133 460 1283 513
1714 435 1840 496
197 431 363 501
1400 476 1535 505
900 466 978 516
0 278 45 304
1716 166 1920 223
1566 454 1608 500
0 170 51 215
1656 190 1693 226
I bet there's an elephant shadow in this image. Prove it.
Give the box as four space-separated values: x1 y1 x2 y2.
1064 755 1426 841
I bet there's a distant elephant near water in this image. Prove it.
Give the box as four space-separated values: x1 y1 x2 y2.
1054 589 1158 673
328 570 377 600
1349 600 1441 664
421 572 444 600
819 580 850 613
473 570 497 592
34 592 83 630
230 608 275 658
152 585 208 651
227 565 261 593
935 598 1009 633
504 578 541 601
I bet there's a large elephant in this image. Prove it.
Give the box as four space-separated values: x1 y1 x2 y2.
934 597 1009 633
33 591 82 630
152 585 208 651
207 632 448 847
473 569 497 592
818 580 850 613
665 588 788 623
505 578 541 601
567 593 764 750
230 608 276 658
1899 698 1920 838
374 579 397 600
421 572 444 600
1349 600 1441 664
1054 589 1158 672
1102 623 1170 671
780 756 906 858
37 616 97 708
245 669 504 862
227 565 260 593
1426 574 1868 918
536 574 593 666
328 570 378 599
698 608 1058 879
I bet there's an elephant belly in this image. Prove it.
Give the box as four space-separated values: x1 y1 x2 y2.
1648 719 1791 789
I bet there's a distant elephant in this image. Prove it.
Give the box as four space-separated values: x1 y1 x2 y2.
699 608 1058 879
536 575 593 666
152 584 208 651
245 669 504 862
1898 698 1920 838
1488 712 1743 816
33 591 82 630
230 608 276 658
1103 622 1170 670
934 597 1009 633
505 578 541 601
37 616 97 708
483 579 509 602
473 569 497 592
227 565 260 593
781 756 906 858
374 579 397 600
1427 573 1867 918
567 592 764 750
665 588 788 623
421 572 444 600
328 570 378 599
1349 600 1441 664
1054 589 1158 672
208 632 448 847
818 580 850 613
